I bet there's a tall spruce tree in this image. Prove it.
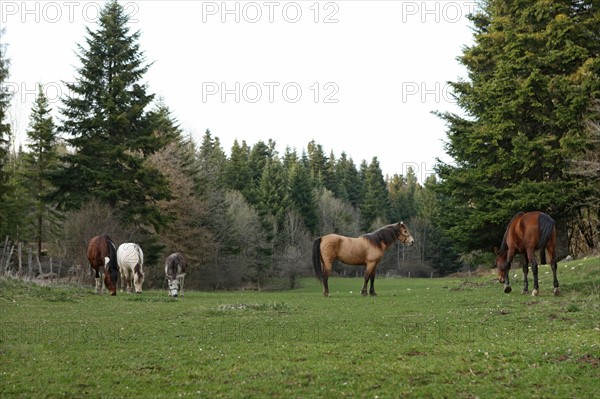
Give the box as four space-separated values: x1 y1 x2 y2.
24 86 60 256
288 156 319 234
224 139 253 198
434 0 600 251
360 157 390 230
334 152 362 207
247 140 276 205
53 0 171 230
307 140 328 188
0 28 12 236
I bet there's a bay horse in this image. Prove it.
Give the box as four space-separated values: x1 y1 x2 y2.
312 222 414 297
117 243 145 293
495 211 560 296
87 234 119 295
165 252 187 297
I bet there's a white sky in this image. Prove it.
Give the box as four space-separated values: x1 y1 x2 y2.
2 0 476 181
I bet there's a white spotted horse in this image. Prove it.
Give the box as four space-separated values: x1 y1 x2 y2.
117 243 145 293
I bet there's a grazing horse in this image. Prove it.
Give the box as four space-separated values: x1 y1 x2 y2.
495 211 560 296
165 252 187 297
312 222 414 297
117 243 145 293
87 234 119 295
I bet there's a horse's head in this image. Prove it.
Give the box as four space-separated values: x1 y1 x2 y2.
104 256 119 296
494 246 509 284
168 277 181 297
397 222 415 246
133 270 144 294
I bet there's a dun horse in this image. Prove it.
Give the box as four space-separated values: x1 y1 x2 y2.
495 211 560 296
165 253 187 297
312 222 414 297
87 234 119 295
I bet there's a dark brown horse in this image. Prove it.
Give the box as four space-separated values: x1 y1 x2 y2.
312 222 414 297
495 211 560 296
87 234 119 295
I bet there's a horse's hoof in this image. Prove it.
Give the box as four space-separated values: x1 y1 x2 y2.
369 292 377 297
361 291 368 297
323 292 329 297
532 289 538 297
504 286 512 293
553 288 561 296
521 289 528 295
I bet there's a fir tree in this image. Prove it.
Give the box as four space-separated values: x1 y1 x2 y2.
307 140 327 188
53 0 171 231
224 139 252 196
288 156 319 234
434 0 600 251
24 86 60 256
360 157 390 230
334 152 362 207
0 28 12 236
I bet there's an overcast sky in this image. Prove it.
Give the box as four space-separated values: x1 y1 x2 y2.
3 0 477 180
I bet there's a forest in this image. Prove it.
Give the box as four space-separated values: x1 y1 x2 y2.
0 0 598 290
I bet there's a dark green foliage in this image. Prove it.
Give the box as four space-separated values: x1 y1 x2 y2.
247 140 276 205
52 0 171 232
359 157 390 230
333 152 362 207
307 140 328 188
224 139 253 198
24 87 60 256
287 158 318 235
434 0 600 252
0 28 12 237
258 158 289 233
388 168 418 223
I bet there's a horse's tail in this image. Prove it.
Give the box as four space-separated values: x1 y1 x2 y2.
538 213 556 264
312 237 323 283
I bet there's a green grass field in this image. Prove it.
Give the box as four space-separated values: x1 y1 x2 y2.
1 257 599 398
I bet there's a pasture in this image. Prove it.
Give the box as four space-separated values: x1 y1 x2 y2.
1 258 598 398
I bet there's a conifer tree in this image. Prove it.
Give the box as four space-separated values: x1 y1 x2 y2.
334 152 362 207
247 140 276 205
224 139 252 197
360 157 390 230
53 0 171 230
434 0 600 251
288 156 319 234
0 28 12 236
24 87 60 256
307 140 327 188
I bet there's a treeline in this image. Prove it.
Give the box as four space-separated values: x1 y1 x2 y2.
1 1 598 289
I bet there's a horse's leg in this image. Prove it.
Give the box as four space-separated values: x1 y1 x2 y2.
322 261 332 297
120 268 126 293
548 246 560 295
369 268 377 297
128 272 133 293
528 248 539 296
503 248 515 293
522 254 529 294
362 263 376 296
93 267 101 294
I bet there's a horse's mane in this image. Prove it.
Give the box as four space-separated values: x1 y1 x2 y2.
362 224 401 247
499 212 525 253
104 234 118 272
